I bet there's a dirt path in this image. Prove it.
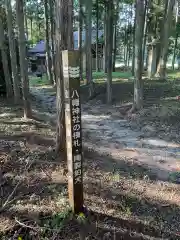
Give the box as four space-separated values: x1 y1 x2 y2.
30 86 180 239
31 86 180 182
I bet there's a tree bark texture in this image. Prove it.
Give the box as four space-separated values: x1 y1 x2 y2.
133 0 145 110
49 0 56 83
106 1 114 104
44 0 53 85
6 0 21 103
156 0 175 79
78 0 83 80
16 0 32 118
0 15 13 98
96 0 99 72
85 0 94 97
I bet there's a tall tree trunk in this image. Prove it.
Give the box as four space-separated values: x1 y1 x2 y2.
106 1 114 103
86 0 94 97
112 0 119 72
172 32 178 70
24 0 28 40
96 0 99 72
132 3 136 76
6 0 21 103
78 0 83 80
148 43 157 77
124 24 127 67
133 0 145 111
128 41 131 67
172 3 179 70
126 39 130 67
157 0 175 79
55 0 73 154
44 0 53 84
142 0 148 70
67 0 73 49
49 0 56 83
112 23 117 72
155 0 168 73
103 5 108 73
16 0 32 118
30 18 33 40
0 16 13 98
125 7 131 68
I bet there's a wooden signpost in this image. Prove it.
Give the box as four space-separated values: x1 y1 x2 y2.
62 50 83 214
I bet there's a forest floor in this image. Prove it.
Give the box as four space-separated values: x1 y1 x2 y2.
1 78 180 239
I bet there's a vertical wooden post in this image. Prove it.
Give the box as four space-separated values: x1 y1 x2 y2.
62 50 83 214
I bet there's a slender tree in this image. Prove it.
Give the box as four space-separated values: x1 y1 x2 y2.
156 0 175 79
133 0 145 111
172 2 179 70
106 0 113 103
44 0 53 84
6 0 21 103
142 0 148 69
96 0 99 72
49 0 56 83
24 0 29 40
103 5 108 73
67 0 73 49
132 2 136 76
0 15 13 98
112 0 119 72
16 0 32 118
85 0 94 97
78 0 83 80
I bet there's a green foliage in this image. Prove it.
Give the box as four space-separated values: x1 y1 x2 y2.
40 208 73 236
25 0 45 42
76 212 87 224
0 6 8 31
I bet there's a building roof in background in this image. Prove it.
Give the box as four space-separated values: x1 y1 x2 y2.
28 30 104 54
73 29 104 49
28 40 46 53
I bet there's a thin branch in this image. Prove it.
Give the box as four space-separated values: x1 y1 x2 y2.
0 161 33 212
15 218 39 231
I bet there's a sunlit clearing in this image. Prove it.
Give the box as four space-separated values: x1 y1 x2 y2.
144 138 179 148
82 114 110 120
0 113 16 118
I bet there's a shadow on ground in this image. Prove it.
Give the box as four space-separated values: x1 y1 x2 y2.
83 146 180 239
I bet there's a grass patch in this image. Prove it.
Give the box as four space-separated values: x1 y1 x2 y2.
90 71 132 80
167 69 180 79
29 75 50 86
